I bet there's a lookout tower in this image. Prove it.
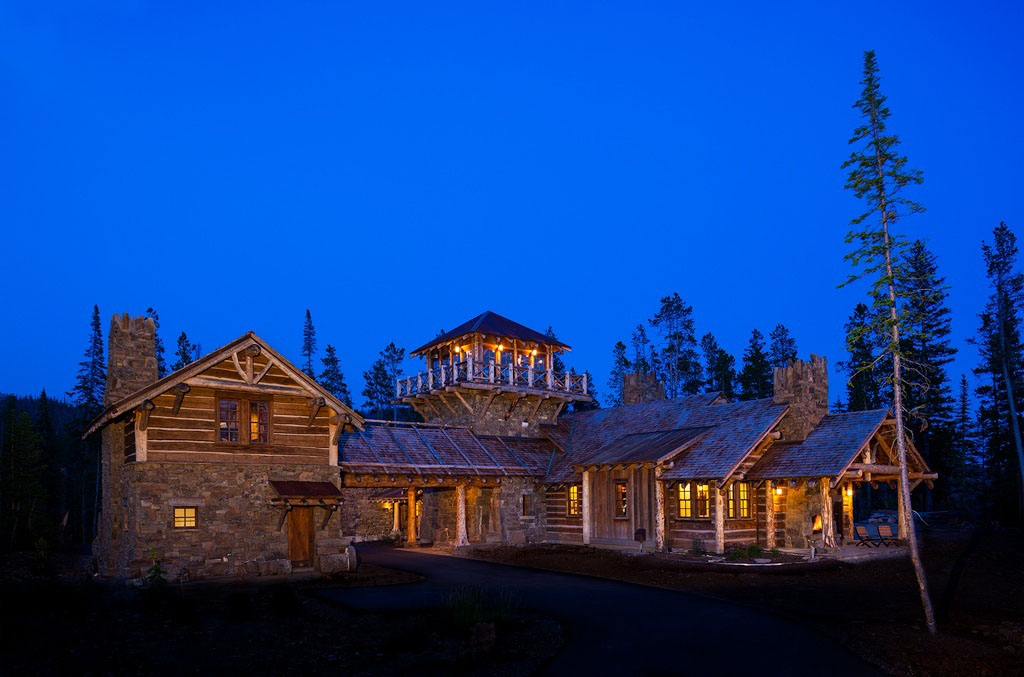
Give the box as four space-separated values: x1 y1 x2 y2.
395 310 591 437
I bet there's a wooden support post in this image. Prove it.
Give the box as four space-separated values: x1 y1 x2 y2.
406 487 418 545
392 501 401 534
897 473 909 539
842 482 854 543
582 470 592 545
455 483 469 547
765 480 776 550
820 478 837 547
655 478 666 551
714 482 725 554
583 372 588 395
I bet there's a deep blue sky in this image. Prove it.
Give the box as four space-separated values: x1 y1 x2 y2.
1 2 1021 404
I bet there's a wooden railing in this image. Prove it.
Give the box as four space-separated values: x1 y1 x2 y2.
396 359 588 398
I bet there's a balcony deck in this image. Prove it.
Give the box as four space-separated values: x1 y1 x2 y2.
396 360 589 399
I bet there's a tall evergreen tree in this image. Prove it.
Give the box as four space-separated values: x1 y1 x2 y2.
649 293 701 397
973 223 1024 521
631 324 653 374
737 329 772 400
838 303 886 411
146 307 167 378
544 327 566 373
319 344 352 407
768 324 798 369
171 332 195 371
1 399 46 549
572 369 600 412
68 305 105 415
699 333 735 398
607 341 631 406
362 343 405 420
841 50 934 631
302 309 317 378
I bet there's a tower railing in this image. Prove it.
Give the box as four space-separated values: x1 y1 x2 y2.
395 358 588 398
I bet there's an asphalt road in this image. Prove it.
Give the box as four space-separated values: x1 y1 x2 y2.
317 544 877 676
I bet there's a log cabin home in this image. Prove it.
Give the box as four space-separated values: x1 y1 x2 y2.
89 310 935 580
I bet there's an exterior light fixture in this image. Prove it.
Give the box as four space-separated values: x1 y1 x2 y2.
775 487 783 496
531 349 538 356
845 487 853 497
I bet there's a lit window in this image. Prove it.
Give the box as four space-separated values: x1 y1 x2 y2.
695 483 710 518
219 399 239 442
249 401 269 444
567 485 581 516
614 481 628 518
678 483 692 518
728 482 751 518
173 507 197 528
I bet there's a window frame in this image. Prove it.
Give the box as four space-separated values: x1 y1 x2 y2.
566 484 581 517
173 506 198 529
677 482 692 518
216 393 273 447
614 480 629 519
727 481 750 519
694 482 710 519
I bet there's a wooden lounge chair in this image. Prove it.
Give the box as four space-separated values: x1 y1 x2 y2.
877 524 899 547
855 525 879 547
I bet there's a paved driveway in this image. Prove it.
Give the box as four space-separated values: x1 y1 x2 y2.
317 544 876 676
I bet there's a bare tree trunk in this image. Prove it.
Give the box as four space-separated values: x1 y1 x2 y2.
996 288 1024 520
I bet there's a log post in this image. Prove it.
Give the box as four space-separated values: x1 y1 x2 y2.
406 487 418 545
897 475 909 539
455 483 469 547
820 479 837 548
714 482 725 554
655 478 666 551
392 501 401 534
842 483 854 542
765 480 776 550
582 470 592 545
583 372 588 395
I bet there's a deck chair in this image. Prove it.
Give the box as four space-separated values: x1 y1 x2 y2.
877 524 899 547
855 525 879 547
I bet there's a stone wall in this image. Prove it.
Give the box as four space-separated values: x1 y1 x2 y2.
622 372 665 405
773 355 828 443
337 487 397 542
781 480 839 549
106 462 345 580
105 314 159 405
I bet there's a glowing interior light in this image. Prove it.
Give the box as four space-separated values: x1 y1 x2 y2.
775 487 783 496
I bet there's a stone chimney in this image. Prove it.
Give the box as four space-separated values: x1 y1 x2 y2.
105 313 159 405
622 371 666 405
772 355 828 442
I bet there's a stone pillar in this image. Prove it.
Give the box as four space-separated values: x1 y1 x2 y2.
581 470 592 545
622 372 666 405
455 483 469 546
654 478 666 551
406 487 417 545
714 482 725 554
773 355 829 442
765 481 776 550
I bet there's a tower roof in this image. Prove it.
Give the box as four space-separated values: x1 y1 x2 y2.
410 310 570 356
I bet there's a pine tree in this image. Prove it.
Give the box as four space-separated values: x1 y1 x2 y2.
319 344 352 406
838 303 886 411
699 333 735 398
841 50 935 632
572 369 600 412
68 305 106 415
362 343 405 420
737 329 772 400
1 403 45 549
900 240 957 507
171 332 195 371
544 327 566 373
302 309 317 378
832 397 846 413
649 293 702 397
631 324 652 374
607 341 631 406
768 324 798 369
973 223 1024 521
146 308 167 378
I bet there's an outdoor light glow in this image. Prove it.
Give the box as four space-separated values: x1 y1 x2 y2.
775 487 783 496
846 487 853 497
532 349 538 356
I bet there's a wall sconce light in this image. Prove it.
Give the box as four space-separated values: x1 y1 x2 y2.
845 487 853 497
775 487 783 496
531 349 538 356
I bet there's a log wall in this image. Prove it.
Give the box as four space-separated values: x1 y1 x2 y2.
544 486 583 543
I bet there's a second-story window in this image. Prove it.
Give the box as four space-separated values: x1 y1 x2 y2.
219 399 239 442
219 397 271 445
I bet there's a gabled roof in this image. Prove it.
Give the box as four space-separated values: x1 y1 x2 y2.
747 409 894 480
84 332 364 437
411 310 570 356
576 427 713 468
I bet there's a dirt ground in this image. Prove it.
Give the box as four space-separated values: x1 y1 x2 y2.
466 525 1024 676
0 562 562 676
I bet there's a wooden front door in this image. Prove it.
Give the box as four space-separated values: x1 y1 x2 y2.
288 507 314 567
